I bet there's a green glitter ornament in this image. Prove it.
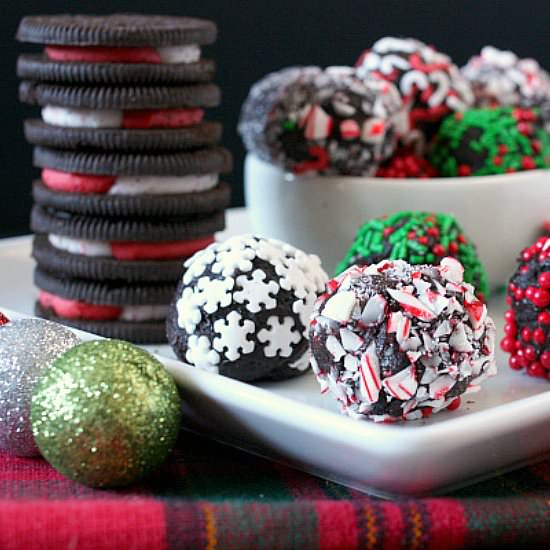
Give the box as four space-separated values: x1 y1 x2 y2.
31 340 181 488
336 211 490 299
429 106 550 177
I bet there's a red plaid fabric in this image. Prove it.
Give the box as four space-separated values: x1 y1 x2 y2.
0 431 549 549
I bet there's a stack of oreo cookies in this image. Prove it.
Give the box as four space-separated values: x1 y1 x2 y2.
16 14 232 343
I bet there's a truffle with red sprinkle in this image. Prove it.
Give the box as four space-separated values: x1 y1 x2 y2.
309 257 496 422
502 236 550 380
375 147 439 178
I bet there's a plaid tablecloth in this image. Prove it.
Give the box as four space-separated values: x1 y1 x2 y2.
0 430 549 550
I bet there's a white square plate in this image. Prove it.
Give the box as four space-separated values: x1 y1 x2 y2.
2 231 549 498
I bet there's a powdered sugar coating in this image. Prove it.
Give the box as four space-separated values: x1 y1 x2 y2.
238 66 322 162
240 65 405 176
462 46 550 108
309 258 496 422
356 37 473 133
168 234 328 381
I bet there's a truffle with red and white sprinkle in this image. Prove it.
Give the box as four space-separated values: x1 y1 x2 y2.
462 46 550 108
309 258 496 422
502 236 550 379
240 65 405 176
356 37 474 133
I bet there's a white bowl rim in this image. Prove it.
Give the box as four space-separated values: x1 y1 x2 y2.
248 154 550 189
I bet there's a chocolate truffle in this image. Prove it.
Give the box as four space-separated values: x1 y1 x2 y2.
462 46 550 108
502 236 550 379
429 107 550 177
336 211 489 300
238 66 322 163
239 65 405 176
356 37 473 130
309 258 497 422
167 234 328 381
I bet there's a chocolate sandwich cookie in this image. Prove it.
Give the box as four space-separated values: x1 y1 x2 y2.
33 234 192 283
24 119 222 151
33 146 232 176
17 15 217 85
31 205 224 241
17 55 216 85
34 268 175 343
32 179 231 218
31 204 222 282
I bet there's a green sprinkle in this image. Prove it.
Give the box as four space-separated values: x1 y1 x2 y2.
335 210 490 298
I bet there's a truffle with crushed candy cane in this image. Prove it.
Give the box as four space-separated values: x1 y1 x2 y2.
462 46 550 108
167 234 328 381
238 66 322 163
356 36 473 139
239 65 405 176
309 257 496 422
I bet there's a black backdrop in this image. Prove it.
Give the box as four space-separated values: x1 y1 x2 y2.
2 0 549 237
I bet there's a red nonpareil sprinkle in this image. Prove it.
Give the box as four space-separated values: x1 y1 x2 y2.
293 146 330 175
457 165 471 177
509 355 523 370
432 244 446 256
375 148 439 178
446 397 461 411
0 311 9 325
521 156 536 170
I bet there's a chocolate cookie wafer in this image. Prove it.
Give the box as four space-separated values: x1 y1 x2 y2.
24 119 222 151
33 146 232 176
32 180 231 218
20 81 220 109
17 55 216 85
31 205 224 241
17 14 217 47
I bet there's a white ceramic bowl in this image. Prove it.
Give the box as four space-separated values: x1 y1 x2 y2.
245 153 550 289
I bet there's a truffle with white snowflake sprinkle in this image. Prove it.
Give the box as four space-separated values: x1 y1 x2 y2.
309 257 496 422
166 234 328 381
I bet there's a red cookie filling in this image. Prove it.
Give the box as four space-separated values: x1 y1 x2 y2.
39 291 123 321
42 169 116 194
110 236 215 261
45 45 163 64
121 108 204 129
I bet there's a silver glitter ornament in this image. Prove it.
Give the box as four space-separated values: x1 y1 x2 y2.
0 318 80 456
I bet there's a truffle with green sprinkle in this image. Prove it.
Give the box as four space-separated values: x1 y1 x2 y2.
336 211 489 299
429 106 550 177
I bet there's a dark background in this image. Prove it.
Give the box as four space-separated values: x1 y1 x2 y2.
1 0 549 237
